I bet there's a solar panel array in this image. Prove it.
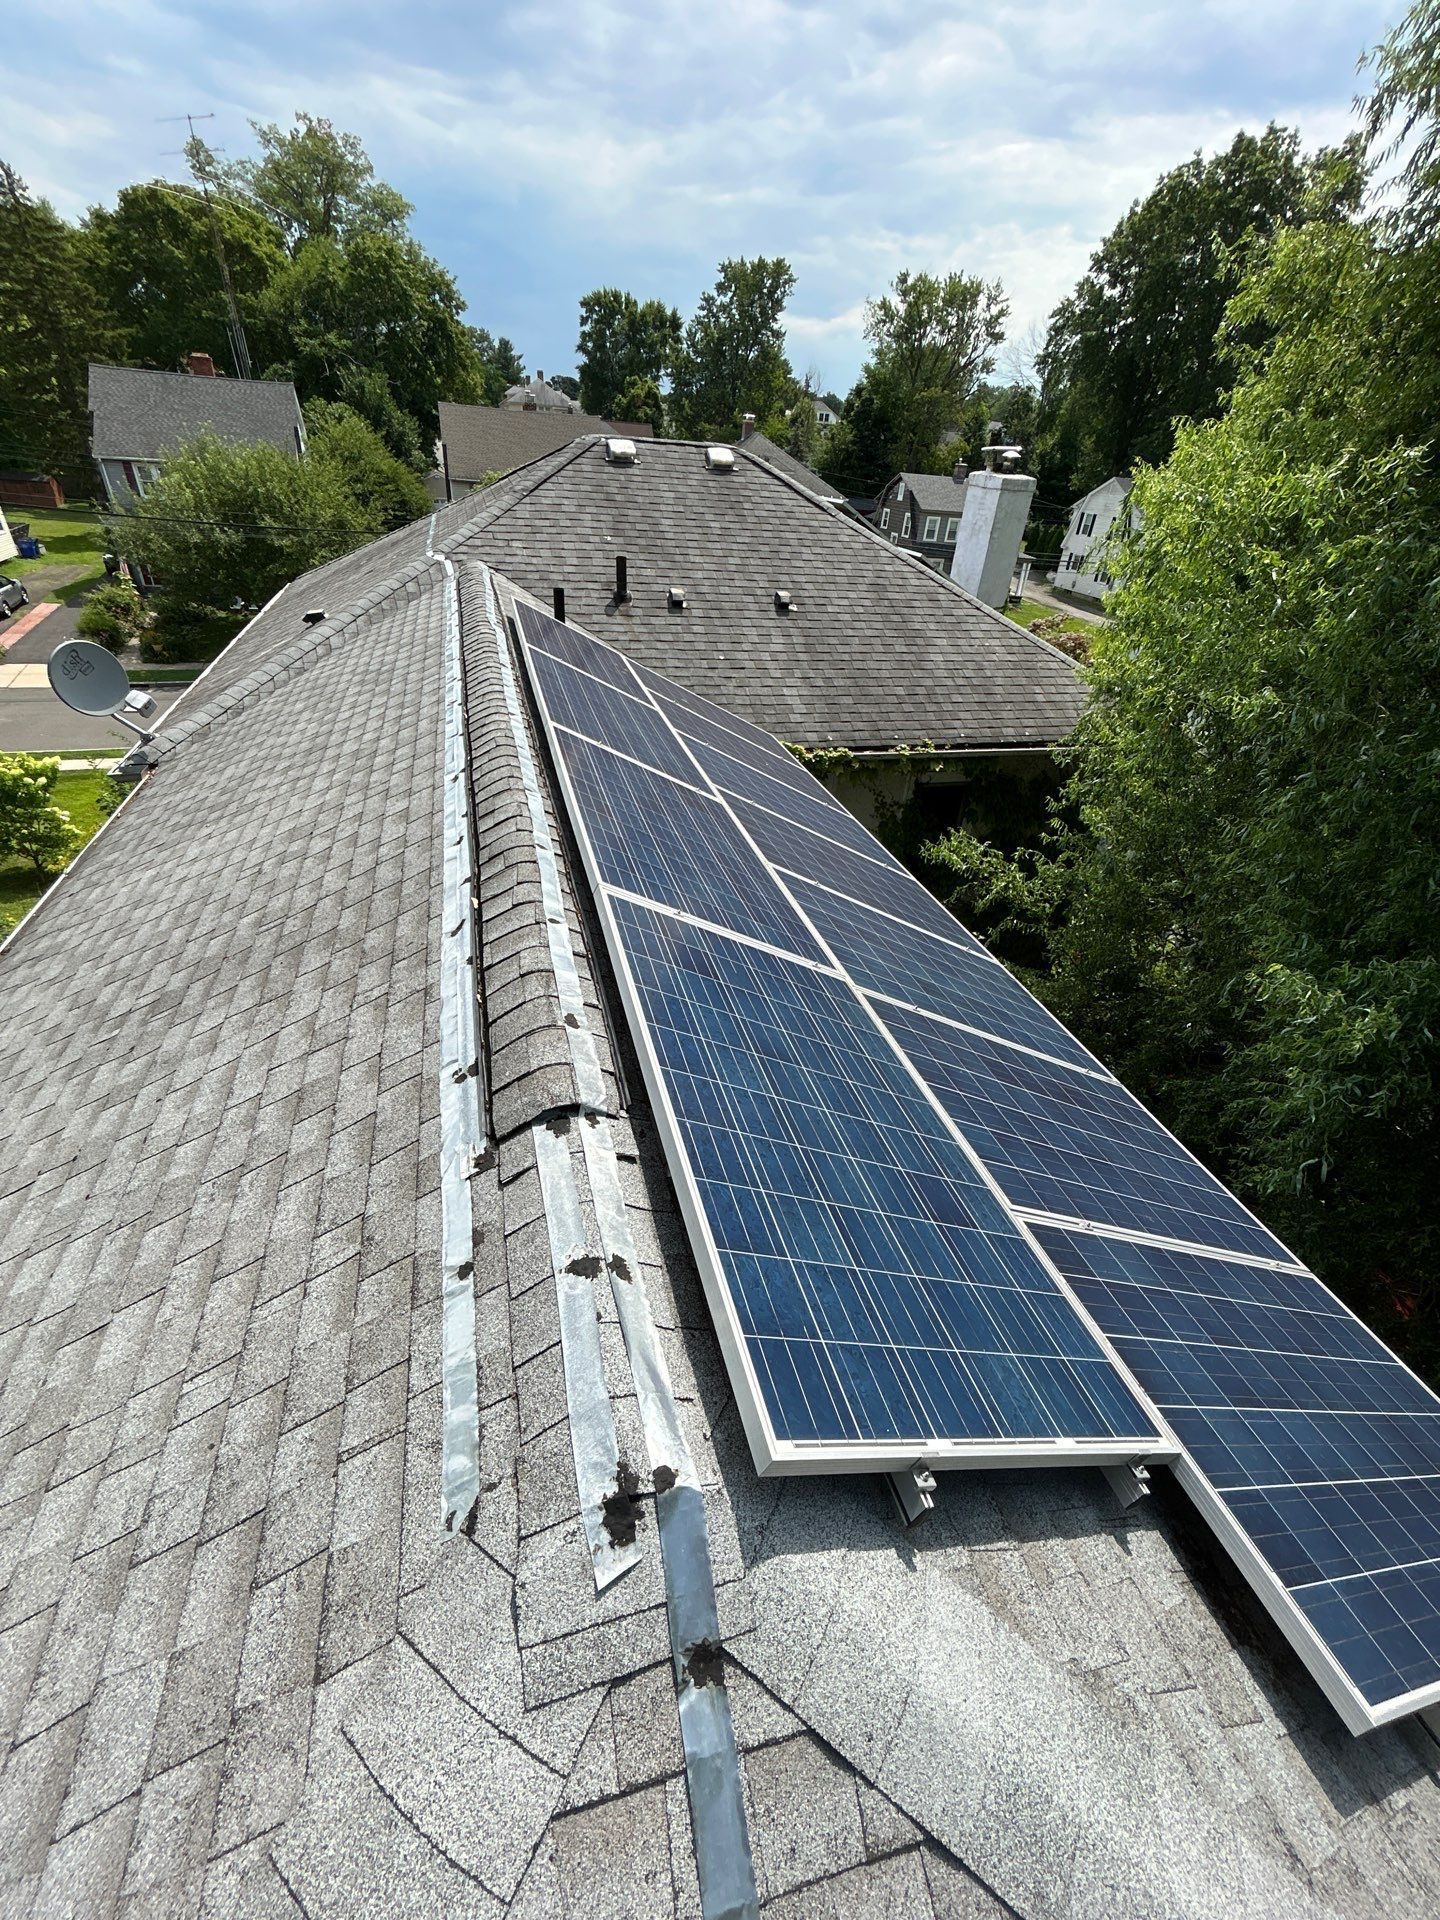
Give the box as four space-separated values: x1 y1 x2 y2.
511 591 1440 1734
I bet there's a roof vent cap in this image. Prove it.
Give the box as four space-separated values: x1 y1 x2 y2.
605 437 638 465
667 585 686 609
705 446 735 473
774 589 793 613
302 609 326 626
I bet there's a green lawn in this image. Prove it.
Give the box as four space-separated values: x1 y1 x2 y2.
0 769 114 940
5 507 109 602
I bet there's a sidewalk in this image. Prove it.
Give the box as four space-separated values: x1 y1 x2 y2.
0 601 60 654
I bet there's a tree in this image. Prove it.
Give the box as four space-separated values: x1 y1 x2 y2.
0 163 117 475
782 393 820 465
861 269 1008 470
1036 125 1362 495
816 379 897 498
304 401 431 528
547 373 580 401
212 115 411 254
610 375 665 435
669 258 795 438
0 755 81 877
83 181 286 376
576 288 681 416
113 431 376 613
469 328 525 387
921 6 1440 1376
255 230 487 446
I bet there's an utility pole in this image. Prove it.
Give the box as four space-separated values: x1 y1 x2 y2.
157 112 254 379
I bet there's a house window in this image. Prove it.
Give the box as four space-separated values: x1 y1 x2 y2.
902 513 912 538
1079 511 1097 536
922 515 940 543
880 507 890 529
893 482 905 501
944 517 958 541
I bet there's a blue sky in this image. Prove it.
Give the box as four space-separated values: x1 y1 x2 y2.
17 1 1397 394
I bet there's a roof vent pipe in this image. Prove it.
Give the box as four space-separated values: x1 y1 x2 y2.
615 555 630 603
553 586 566 623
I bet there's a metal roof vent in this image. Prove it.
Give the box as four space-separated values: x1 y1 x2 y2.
605 437 638 465
705 446 735 472
774 590 793 613
667 585 686 609
302 609 326 625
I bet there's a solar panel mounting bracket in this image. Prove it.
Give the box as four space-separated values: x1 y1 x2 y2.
887 1464 937 1528
1102 1460 1151 1510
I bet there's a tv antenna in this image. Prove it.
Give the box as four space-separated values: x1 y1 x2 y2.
156 111 254 379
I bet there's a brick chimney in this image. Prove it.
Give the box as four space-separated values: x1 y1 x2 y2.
186 352 217 377
741 413 757 440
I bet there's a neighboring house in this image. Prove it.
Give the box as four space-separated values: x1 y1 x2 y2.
435 400 654 494
0 503 17 565
4 499 1439 1916
500 369 579 411
873 468 968 569
1052 474 1134 601
87 356 306 509
810 393 840 429
734 420 845 505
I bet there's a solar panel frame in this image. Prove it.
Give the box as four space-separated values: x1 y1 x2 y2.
511 595 1172 1477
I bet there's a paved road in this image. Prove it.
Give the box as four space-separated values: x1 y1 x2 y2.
0 604 185 752
1020 575 1111 628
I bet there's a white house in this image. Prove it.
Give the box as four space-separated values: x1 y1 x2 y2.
810 394 839 430
1052 475 1134 602
0 504 17 565
500 370 578 412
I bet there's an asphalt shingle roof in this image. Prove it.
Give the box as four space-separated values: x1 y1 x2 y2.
733 431 844 503
889 470 971 517
437 402 654 484
3 521 1440 1919
87 364 305 464
444 435 1084 750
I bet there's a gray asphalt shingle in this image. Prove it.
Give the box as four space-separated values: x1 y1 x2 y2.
88 364 305 463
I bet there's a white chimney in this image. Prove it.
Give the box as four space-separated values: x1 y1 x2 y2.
949 444 1035 609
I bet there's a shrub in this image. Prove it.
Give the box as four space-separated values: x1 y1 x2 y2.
75 581 145 654
0 754 82 876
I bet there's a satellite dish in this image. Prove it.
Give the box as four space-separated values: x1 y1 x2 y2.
47 640 132 716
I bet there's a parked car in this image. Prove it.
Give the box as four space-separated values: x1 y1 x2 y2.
0 574 30 618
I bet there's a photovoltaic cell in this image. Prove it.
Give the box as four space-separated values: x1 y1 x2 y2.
525 645 699 782
730 797 992 954
515 600 640 694
661 696 832 797
687 737 855 841
789 877 1100 1075
616 898 1161 1451
1033 1226 1440 1710
880 1003 1292 1264
550 733 825 962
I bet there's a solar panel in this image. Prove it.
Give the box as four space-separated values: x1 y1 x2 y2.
877 1004 1293 1265
1033 1226 1440 1726
789 877 1101 1076
510 589 1440 1732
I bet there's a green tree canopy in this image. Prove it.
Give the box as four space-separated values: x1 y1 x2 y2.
0 754 81 877
1036 124 1362 495
82 181 286 376
610 374 665 435
576 288 681 416
303 400 431 528
669 257 795 438
255 229 486 444
209 114 411 254
113 430 376 612
469 328 525 388
0 163 118 474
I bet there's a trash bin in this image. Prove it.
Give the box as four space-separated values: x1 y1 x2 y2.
16 536 41 560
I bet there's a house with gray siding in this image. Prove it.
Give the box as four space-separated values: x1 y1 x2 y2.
87 358 306 509
873 467 969 568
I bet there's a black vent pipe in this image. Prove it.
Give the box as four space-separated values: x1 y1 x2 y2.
553 586 566 622
615 554 629 603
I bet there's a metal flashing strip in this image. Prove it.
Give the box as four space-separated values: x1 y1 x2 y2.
483 570 607 1114
578 1112 759 1920
437 553 486 1532
531 1118 646 1591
